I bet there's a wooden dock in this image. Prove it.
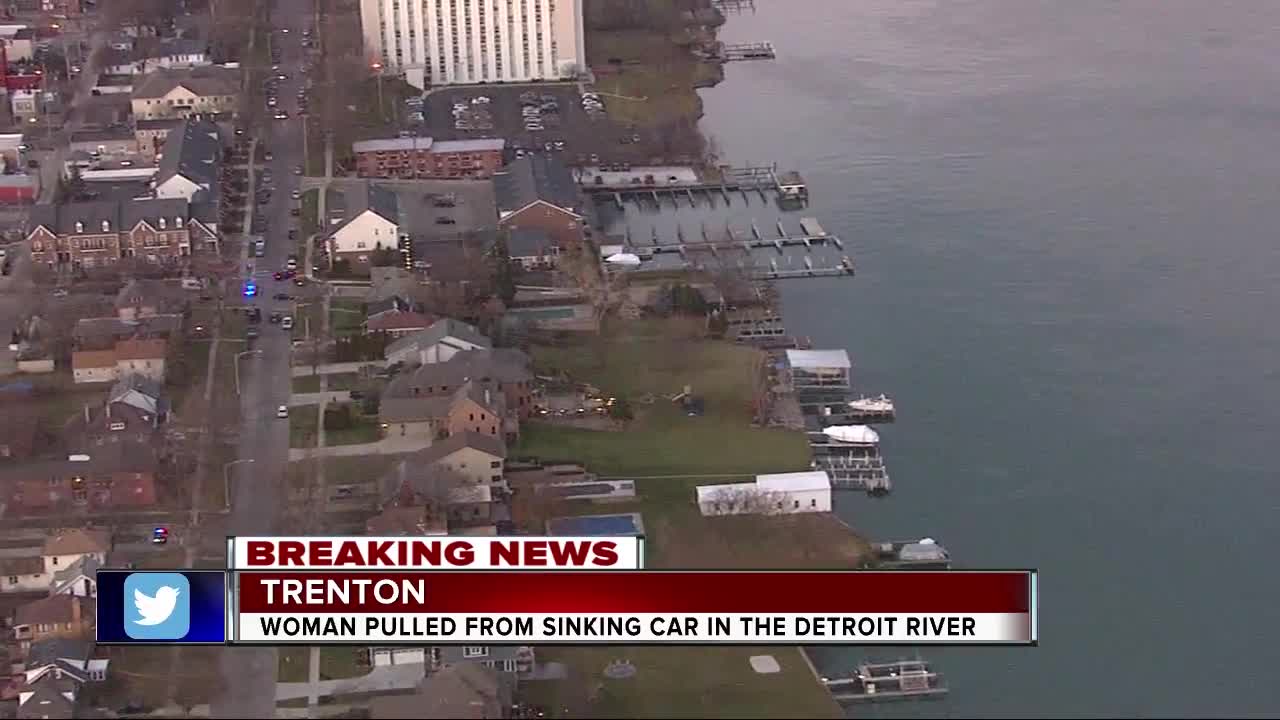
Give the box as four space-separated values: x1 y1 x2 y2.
713 42 776 62
710 0 756 13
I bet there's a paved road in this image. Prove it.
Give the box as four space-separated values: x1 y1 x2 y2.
212 5 314 717
275 664 424 702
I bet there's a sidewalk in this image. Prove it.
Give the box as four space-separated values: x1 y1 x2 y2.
287 434 430 461
276 663 424 702
289 390 350 406
290 360 386 377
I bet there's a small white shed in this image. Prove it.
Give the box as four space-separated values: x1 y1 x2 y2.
695 471 832 516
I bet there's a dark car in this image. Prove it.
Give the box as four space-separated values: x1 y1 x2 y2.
273 292 292 301
269 311 282 324
246 327 259 339
273 271 284 280
293 277 306 286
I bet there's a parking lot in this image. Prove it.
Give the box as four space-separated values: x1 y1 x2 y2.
422 84 672 165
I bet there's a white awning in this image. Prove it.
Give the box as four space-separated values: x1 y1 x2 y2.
822 425 879 444
605 253 641 265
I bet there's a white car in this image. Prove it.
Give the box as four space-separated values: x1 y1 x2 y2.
281 316 294 330
277 405 289 418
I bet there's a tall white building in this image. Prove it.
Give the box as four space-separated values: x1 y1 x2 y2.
360 0 586 89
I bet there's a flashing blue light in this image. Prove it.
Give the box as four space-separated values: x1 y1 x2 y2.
243 282 257 297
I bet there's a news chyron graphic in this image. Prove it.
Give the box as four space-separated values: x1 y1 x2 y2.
95 536 1038 647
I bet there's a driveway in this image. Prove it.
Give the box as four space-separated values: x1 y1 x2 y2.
275 663 424 702
287 434 431 461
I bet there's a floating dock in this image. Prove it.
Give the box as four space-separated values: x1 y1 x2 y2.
823 660 949 703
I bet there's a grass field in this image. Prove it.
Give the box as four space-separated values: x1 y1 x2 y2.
585 29 721 129
521 646 840 719
522 322 809 475
329 299 365 337
291 372 358 393
289 403 382 448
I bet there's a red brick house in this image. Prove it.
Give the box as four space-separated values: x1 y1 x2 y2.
493 155 586 252
0 441 158 513
353 137 505 179
25 198 218 269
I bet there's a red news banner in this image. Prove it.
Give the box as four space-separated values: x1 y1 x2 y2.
228 536 1036 645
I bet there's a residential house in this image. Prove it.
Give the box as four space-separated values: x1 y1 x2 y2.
130 66 240 120
23 638 107 686
379 379 512 444
135 118 185 161
71 339 167 384
494 154 585 251
386 432 506 493
695 471 833 517
367 646 427 667
6 29 35 62
50 556 100 599
42 529 110 578
67 128 138 158
384 318 490 366
352 137 505 180
72 314 182 350
104 374 167 427
505 227 558 269
435 645 532 675
114 338 167 382
153 118 221 203
369 663 511 720
384 348 535 420
71 349 117 384
0 444 158 513
16 674 76 719
26 198 218 268
364 309 435 337
92 73 135 94
0 557 47 594
104 37 209 75
328 184 399 263
11 595 94 650
9 90 37 121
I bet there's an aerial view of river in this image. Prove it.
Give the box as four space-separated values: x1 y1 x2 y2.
692 1 1280 716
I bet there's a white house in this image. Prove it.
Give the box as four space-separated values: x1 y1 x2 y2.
369 647 426 667
42 529 111 577
384 318 491 366
329 184 399 262
51 556 100 599
0 556 48 593
695 471 833 517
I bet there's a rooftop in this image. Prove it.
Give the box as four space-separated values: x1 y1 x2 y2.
756 471 832 493
155 118 222 188
785 349 851 370
332 183 399 233
384 318 490 359
493 154 580 216
13 594 92 627
411 430 507 465
131 66 238 100
43 528 111 557
506 227 555 258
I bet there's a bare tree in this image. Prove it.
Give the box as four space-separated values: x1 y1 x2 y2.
700 484 788 516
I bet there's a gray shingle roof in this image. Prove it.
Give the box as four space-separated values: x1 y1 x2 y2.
156 118 222 188
28 199 190 236
384 349 531 399
493 155 580 215
131 66 238 100
332 183 399 235
384 318 490 360
121 197 189 232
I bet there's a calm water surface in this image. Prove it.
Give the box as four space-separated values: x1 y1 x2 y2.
690 1 1280 715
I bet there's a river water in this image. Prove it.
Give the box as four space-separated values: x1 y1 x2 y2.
688 1 1280 716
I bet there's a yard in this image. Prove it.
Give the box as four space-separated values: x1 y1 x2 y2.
288 403 383 449
520 645 840 719
291 372 358 393
279 647 369 683
521 321 810 476
329 298 365 336
585 28 721 134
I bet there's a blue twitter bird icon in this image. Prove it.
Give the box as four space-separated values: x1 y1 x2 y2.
124 573 191 640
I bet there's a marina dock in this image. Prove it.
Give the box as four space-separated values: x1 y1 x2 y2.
585 165 806 207
823 660 949 703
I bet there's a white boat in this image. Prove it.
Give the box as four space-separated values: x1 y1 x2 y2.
822 425 880 444
848 394 894 413
605 253 642 266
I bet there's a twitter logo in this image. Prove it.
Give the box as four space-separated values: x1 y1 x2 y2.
124 573 190 640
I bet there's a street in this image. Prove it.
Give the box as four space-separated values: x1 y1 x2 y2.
212 3 315 716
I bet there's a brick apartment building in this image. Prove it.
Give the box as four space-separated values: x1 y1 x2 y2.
0 440 158 513
25 198 218 268
352 137 505 179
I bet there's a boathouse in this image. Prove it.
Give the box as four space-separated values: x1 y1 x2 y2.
786 349 851 391
695 471 833 516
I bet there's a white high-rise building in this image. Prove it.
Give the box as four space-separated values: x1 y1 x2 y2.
360 0 586 89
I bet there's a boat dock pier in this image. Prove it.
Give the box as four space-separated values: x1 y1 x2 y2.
823 660 949 703
711 41 777 62
588 165 807 208
800 394 897 424
710 0 757 14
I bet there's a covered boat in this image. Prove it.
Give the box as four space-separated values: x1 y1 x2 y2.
822 425 880 444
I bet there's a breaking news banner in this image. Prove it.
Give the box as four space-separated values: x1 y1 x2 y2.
231 571 1037 646
227 536 645 570
96 570 228 645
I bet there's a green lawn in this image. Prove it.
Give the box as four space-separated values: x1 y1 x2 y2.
520 646 840 719
329 299 365 336
289 403 383 448
300 189 319 235
279 647 368 683
291 372 358 393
